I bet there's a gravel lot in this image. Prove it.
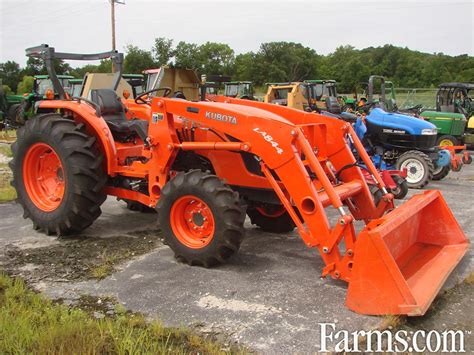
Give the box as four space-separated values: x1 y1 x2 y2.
0 159 472 352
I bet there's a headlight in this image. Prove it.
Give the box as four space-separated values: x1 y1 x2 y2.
421 128 437 135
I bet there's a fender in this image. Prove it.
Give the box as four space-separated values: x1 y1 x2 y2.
38 100 117 174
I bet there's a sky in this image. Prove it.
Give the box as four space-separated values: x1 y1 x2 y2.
0 0 472 67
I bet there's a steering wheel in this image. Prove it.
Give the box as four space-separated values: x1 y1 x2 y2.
357 101 376 113
135 87 172 104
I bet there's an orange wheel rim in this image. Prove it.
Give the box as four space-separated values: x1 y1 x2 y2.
170 195 215 249
23 142 65 212
256 205 286 218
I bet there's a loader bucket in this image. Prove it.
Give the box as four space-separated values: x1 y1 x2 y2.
346 190 469 316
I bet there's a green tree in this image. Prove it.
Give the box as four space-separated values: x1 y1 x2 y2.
234 52 263 83
174 41 201 71
198 42 235 75
0 61 22 92
2 85 13 95
124 45 155 73
255 42 320 84
153 37 174 67
17 76 34 94
23 57 72 77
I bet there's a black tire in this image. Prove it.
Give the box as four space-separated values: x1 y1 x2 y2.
390 175 409 199
436 135 458 147
7 104 20 123
395 150 433 189
10 114 107 236
123 199 156 213
369 184 383 206
15 100 31 125
462 154 472 164
452 162 463 172
247 204 295 233
157 170 245 267
432 164 451 181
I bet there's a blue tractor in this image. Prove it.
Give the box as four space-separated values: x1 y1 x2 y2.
353 76 451 189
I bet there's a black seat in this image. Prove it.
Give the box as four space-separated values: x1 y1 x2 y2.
325 96 342 114
90 89 149 142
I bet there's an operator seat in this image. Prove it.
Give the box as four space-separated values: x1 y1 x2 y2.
90 89 148 142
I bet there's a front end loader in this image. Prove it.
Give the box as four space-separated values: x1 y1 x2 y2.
11 45 469 315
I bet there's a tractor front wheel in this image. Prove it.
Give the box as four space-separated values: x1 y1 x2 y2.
10 114 106 235
157 170 245 267
395 150 433 189
247 204 295 233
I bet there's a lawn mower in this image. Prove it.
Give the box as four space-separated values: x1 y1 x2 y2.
10 45 469 316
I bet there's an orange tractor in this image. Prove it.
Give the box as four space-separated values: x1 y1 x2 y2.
11 45 469 315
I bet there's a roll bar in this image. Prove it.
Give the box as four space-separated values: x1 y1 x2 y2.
367 75 386 109
25 44 124 100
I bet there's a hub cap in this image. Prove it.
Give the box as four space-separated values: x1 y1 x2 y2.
439 139 454 147
400 158 425 184
170 196 215 249
23 143 65 211
432 164 443 175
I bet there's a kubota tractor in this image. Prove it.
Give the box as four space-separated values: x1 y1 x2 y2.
11 45 469 316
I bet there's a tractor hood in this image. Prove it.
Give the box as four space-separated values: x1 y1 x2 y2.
366 108 437 135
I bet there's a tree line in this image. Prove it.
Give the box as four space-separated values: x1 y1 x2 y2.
1 38 473 94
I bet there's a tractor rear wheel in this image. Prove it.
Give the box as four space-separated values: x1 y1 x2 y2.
10 114 106 236
432 164 451 181
436 135 458 147
395 150 433 189
15 100 31 125
157 170 245 267
7 104 20 124
247 204 295 233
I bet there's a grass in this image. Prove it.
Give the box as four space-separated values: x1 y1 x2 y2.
0 129 16 142
379 315 405 330
0 272 238 354
0 144 12 157
464 271 474 285
0 163 16 203
88 252 133 280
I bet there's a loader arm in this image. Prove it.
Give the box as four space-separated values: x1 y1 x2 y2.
145 96 468 316
146 97 394 283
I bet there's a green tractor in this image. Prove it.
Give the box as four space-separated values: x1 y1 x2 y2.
303 80 341 111
15 74 74 125
68 78 83 97
205 81 219 95
223 81 255 100
0 86 25 129
418 83 474 147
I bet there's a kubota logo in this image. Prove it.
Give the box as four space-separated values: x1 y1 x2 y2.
205 111 237 125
